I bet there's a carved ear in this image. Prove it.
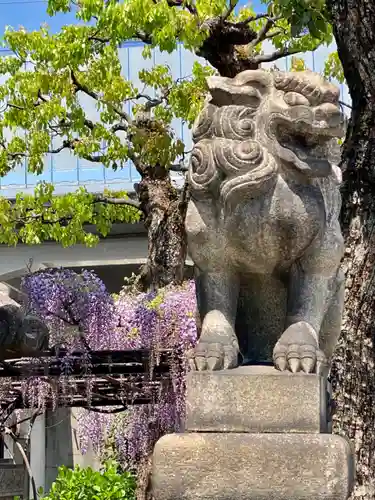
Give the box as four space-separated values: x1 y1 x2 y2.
207 70 272 107
231 70 273 88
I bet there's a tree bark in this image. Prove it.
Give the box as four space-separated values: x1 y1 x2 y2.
137 166 188 291
326 1 375 498
196 17 260 77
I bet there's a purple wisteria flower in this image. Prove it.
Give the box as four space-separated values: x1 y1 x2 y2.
21 268 198 472
22 268 117 350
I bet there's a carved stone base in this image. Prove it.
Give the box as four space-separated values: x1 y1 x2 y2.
152 432 355 500
186 366 329 433
152 364 354 500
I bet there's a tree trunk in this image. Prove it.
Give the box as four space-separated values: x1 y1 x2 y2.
196 18 260 77
326 1 375 498
137 166 188 291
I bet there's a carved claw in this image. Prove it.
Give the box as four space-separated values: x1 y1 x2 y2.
301 356 315 373
189 339 239 371
273 321 326 374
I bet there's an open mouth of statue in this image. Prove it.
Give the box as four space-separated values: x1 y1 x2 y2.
276 121 333 162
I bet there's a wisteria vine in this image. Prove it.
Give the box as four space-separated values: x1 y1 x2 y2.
22 267 118 350
19 267 197 474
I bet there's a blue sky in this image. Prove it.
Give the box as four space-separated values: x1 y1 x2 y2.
0 0 75 35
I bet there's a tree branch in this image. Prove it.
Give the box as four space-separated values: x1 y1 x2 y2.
48 140 75 154
37 89 48 103
70 70 132 124
13 411 43 428
238 13 272 25
248 16 282 47
253 43 321 64
265 29 284 40
222 0 239 22
87 27 110 43
124 93 165 111
152 0 197 16
185 0 197 16
25 410 41 447
7 129 141 173
92 195 141 209
169 163 188 172
339 100 352 110
4 427 38 500
5 91 46 113
12 194 143 226
110 122 128 133
47 139 121 166
2 135 141 185
6 103 25 111
48 138 99 161
135 31 153 44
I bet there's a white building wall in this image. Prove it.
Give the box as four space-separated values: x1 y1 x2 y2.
0 232 148 282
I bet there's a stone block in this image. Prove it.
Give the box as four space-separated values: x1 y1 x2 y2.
152 432 355 500
0 461 25 498
186 365 328 433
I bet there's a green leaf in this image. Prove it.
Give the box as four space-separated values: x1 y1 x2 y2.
42 462 136 499
324 51 345 84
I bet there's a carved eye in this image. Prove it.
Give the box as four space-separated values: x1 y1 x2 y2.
284 92 310 106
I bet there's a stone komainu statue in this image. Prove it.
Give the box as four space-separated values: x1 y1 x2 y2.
0 301 49 359
186 69 346 374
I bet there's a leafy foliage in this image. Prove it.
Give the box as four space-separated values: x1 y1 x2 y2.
324 51 345 84
290 56 307 71
0 184 140 246
41 461 136 500
0 0 342 250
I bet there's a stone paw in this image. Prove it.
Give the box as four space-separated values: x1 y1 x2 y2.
273 321 327 374
189 337 240 371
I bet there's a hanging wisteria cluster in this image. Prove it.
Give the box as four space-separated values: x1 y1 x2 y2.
20 268 198 470
22 268 118 350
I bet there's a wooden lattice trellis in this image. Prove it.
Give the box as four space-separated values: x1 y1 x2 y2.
0 348 173 418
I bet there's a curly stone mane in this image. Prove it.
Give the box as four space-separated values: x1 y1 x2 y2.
188 99 277 209
188 69 344 214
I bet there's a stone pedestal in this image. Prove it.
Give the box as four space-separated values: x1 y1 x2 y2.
153 433 354 500
185 365 328 433
151 366 355 500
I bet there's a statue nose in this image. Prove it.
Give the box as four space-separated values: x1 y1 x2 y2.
315 103 345 128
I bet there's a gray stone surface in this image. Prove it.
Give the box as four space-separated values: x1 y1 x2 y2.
0 300 49 360
45 408 101 492
0 461 25 497
152 432 355 500
186 365 328 433
185 69 347 374
45 408 74 492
